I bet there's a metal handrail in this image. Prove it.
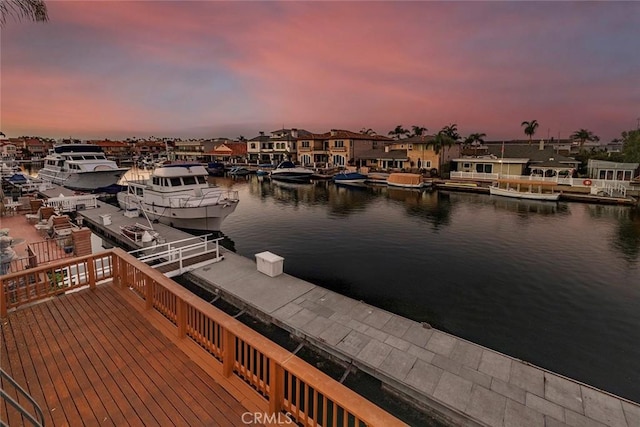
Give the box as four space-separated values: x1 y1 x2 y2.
0 369 45 426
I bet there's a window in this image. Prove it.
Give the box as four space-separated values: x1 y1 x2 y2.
463 162 471 169
302 141 310 148
332 155 345 166
408 144 413 150
425 161 431 168
183 176 196 185
170 178 182 186
251 143 256 149
198 176 207 184
475 163 493 173
334 140 344 148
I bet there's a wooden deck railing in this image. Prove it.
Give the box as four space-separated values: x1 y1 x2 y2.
1 249 406 427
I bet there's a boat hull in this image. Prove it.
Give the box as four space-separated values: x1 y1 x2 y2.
38 169 127 191
118 192 239 231
489 186 560 201
333 172 367 185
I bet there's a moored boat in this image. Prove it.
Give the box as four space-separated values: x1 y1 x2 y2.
117 163 239 231
228 166 250 176
489 180 560 201
37 143 129 191
332 171 367 185
120 223 160 247
387 173 425 189
270 161 314 182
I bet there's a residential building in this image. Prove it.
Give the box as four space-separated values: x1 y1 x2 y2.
587 160 639 181
205 141 247 163
248 128 313 164
174 139 204 161
90 140 132 159
451 141 580 180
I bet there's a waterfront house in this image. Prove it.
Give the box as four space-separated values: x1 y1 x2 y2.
296 132 330 166
204 141 247 163
587 159 639 182
324 129 393 168
91 140 132 160
174 139 205 161
451 141 579 182
132 140 165 158
247 128 313 165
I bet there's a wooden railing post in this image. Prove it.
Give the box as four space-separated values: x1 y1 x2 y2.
145 278 153 310
88 256 96 290
1 279 7 318
111 254 120 287
269 358 284 415
176 298 187 338
222 329 236 377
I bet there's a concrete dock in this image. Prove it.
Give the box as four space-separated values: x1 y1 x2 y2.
186 252 640 427
77 203 195 251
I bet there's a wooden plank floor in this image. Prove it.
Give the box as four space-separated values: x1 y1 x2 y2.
1 284 260 426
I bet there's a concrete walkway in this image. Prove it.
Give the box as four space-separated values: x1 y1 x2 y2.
187 251 640 427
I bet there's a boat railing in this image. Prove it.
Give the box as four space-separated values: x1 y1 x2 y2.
45 194 98 213
0 249 404 426
167 189 239 208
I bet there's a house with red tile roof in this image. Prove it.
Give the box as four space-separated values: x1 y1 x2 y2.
204 141 247 162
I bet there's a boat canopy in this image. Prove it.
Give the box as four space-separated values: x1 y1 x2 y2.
54 144 104 154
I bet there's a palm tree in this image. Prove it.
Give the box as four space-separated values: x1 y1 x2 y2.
388 125 408 140
464 132 486 155
570 128 597 148
429 131 455 176
360 128 376 136
464 132 486 146
410 125 428 137
440 123 460 142
1 0 48 26
521 120 539 144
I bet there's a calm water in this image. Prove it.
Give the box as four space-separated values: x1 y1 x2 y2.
209 174 640 402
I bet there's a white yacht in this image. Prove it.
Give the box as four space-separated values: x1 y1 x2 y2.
117 163 239 231
37 143 129 191
270 161 314 182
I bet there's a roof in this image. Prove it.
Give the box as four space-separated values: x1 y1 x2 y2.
485 144 578 164
327 129 393 141
206 142 247 156
588 159 639 169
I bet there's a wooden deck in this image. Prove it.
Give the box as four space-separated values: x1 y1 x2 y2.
1 284 261 426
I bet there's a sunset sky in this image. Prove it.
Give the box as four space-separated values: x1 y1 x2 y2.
2 1 639 142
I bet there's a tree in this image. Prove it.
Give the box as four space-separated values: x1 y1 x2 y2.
521 120 539 144
0 0 48 26
410 125 428 138
570 128 598 148
388 125 408 140
440 123 460 142
464 132 486 147
621 129 640 163
429 131 455 176
360 128 376 136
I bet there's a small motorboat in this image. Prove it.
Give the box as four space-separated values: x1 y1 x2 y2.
270 161 314 182
228 166 251 176
333 171 367 185
120 223 160 247
206 162 225 176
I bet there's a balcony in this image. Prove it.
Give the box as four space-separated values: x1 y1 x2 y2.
1 250 405 426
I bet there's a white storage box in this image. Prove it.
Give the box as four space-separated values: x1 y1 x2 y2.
100 214 112 226
255 251 284 277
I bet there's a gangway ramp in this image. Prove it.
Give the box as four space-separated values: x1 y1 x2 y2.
128 234 223 277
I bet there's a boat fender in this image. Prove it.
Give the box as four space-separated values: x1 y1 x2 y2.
583 179 592 186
